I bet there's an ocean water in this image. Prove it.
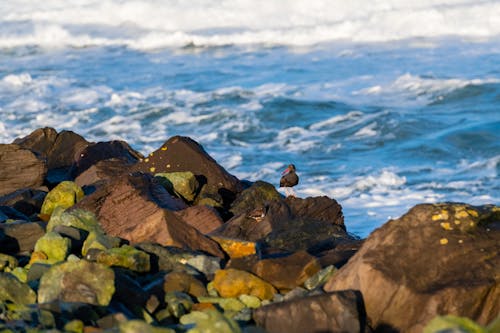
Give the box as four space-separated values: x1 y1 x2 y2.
1 0 499 237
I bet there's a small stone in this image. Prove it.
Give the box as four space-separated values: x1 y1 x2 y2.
34 231 71 262
95 245 150 272
180 310 242 333
164 271 207 298
64 319 84 333
212 269 277 301
10 267 28 283
82 231 121 257
164 291 194 318
0 253 18 271
40 181 84 216
210 236 258 258
119 320 175 333
197 296 246 312
238 294 261 309
304 265 337 290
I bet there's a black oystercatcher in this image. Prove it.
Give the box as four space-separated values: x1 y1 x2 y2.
280 164 299 197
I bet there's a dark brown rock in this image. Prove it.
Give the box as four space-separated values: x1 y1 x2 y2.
285 195 345 230
324 203 500 333
130 136 243 208
74 158 133 188
14 128 89 171
73 140 143 177
253 290 371 333
0 221 45 254
14 128 89 184
252 251 321 292
316 240 364 268
163 271 207 298
214 196 352 254
0 188 47 218
75 173 224 257
0 144 47 196
174 205 224 234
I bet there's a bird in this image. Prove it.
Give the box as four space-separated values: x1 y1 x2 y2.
280 164 299 197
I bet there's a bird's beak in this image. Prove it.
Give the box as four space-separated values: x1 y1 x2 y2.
281 167 290 176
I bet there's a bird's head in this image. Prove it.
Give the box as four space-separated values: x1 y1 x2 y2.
281 164 296 175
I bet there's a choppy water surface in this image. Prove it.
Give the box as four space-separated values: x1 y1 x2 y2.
1 1 499 236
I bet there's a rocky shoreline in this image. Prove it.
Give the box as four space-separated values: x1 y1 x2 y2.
0 127 498 333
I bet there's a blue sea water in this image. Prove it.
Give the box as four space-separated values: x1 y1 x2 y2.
1 0 499 237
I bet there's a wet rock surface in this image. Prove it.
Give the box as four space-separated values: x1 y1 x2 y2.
0 129 497 332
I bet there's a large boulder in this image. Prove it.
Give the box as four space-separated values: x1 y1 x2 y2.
75 158 133 188
324 203 500 333
174 205 224 234
14 128 89 183
72 140 143 177
0 144 47 196
75 173 224 257
130 136 243 208
253 290 370 333
213 195 351 254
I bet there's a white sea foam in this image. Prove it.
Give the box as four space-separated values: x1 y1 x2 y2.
2 0 500 50
354 73 500 106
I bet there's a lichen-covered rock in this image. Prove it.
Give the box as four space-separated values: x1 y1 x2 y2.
180 310 242 333
95 245 150 272
303 265 337 290
238 294 261 309
38 260 115 306
0 144 47 196
229 181 282 217
210 236 258 258
40 181 84 216
324 203 500 333
0 272 37 304
196 296 246 312
164 271 207 298
212 269 277 301
423 315 489 333
119 320 175 333
0 253 18 271
47 208 103 234
164 291 194 318
155 171 200 202
34 231 71 262
136 243 222 278
81 231 121 257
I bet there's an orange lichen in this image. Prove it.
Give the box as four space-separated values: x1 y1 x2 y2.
439 238 448 245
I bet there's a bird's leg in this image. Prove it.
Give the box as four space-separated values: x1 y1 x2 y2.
284 187 290 197
289 187 296 197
